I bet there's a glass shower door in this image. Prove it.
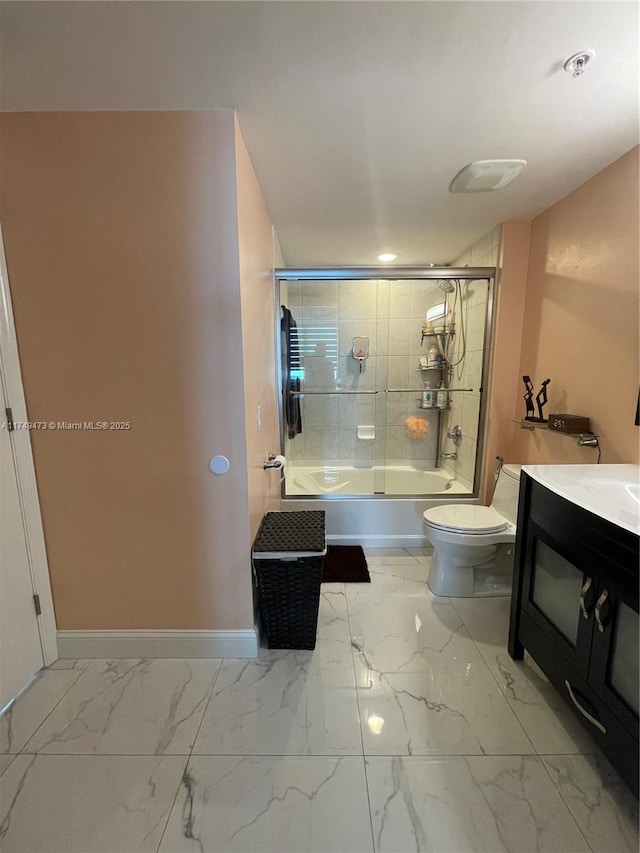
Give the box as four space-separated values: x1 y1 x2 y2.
375 279 448 495
282 279 383 496
279 273 490 497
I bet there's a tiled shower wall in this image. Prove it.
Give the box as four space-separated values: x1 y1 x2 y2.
284 279 448 469
440 226 500 488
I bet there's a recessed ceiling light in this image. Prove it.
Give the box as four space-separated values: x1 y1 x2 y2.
449 159 527 193
378 252 398 262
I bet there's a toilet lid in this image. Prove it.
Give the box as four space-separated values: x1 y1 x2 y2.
423 504 508 534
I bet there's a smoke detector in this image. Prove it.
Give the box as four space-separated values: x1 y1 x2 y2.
449 159 527 193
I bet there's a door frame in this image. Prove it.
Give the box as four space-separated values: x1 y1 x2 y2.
0 223 58 665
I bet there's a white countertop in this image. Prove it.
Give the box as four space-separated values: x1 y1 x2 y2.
522 464 640 536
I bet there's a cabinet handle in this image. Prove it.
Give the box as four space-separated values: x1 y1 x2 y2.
579 577 595 619
564 680 607 734
595 589 610 633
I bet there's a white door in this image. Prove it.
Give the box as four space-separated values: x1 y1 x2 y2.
0 369 44 709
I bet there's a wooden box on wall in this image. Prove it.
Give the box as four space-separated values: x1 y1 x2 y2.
548 413 591 434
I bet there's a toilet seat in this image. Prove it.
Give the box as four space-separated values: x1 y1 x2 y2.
423 504 508 534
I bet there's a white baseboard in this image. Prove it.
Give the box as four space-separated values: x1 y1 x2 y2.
56 629 259 660
327 534 431 549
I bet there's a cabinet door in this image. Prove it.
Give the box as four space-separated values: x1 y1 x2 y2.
522 522 594 679
588 574 639 738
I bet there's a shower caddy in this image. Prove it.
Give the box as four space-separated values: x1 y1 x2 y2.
417 325 456 411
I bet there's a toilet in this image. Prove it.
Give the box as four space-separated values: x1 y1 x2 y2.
423 464 521 598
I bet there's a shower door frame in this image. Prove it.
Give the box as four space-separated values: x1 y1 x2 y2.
275 267 497 501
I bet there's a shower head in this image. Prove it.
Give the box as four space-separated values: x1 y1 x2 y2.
436 279 455 293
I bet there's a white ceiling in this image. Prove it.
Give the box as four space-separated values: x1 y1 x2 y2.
1 1 638 266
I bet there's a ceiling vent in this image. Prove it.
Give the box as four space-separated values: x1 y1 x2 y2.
449 159 527 193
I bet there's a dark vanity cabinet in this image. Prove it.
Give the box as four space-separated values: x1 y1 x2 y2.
509 473 639 796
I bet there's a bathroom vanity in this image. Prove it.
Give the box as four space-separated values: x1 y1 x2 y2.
508 465 640 796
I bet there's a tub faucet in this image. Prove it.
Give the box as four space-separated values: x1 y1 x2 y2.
442 452 457 460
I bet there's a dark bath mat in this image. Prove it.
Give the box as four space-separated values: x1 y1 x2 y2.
322 545 370 583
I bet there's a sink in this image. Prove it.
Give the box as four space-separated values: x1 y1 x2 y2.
625 483 640 504
523 464 640 535
577 476 640 507
576 476 640 531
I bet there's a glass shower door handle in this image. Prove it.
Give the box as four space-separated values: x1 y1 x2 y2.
384 388 473 393
287 390 379 395
579 577 595 620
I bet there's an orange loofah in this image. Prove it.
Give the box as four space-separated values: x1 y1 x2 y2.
405 416 430 440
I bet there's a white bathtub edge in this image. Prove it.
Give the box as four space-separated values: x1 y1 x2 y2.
282 495 480 541
327 534 431 548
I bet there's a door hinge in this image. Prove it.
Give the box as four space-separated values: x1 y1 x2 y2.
5 407 14 431
33 594 42 616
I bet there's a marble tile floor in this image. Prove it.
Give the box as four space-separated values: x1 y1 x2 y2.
0 548 637 852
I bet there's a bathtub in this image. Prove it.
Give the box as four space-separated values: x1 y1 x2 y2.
286 465 468 496
281 464 478 548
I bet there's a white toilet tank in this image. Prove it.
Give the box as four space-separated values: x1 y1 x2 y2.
490 464 522 526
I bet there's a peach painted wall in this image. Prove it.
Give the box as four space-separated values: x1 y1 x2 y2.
235 118 280 541
511 147 639 466
0 111 260 630
482 220 531 500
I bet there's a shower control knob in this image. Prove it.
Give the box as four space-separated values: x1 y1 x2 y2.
447 425 463 446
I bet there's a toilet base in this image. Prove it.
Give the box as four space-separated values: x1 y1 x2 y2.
427 542 514 598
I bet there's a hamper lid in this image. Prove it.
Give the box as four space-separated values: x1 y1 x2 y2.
253 510 326 557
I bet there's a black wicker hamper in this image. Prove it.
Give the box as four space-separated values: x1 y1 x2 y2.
252 510 326 650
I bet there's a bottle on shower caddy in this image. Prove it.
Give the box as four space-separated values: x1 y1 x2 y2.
422 382 434 409
436 381 448 410
427 343 439 367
